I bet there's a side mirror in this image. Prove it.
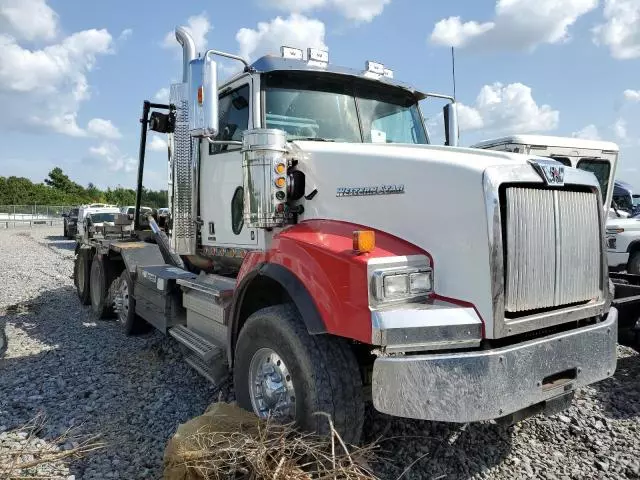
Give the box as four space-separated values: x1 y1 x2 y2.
443 102 459 147
189 53 219 138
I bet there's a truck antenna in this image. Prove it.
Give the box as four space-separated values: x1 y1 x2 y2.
451 47 457 101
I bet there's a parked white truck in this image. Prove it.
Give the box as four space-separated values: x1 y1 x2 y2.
72 27 618 443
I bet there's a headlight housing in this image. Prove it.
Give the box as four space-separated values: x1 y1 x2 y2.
369 255 433 306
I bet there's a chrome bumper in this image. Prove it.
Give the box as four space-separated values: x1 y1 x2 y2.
372 308 618 422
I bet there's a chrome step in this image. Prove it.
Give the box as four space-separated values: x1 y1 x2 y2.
168 325 223 361
184 353 229 385
176 274 235 302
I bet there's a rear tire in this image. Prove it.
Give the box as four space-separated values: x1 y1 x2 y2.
90 254 115 319
74 249 92 305
116 269 150 335
233 304 364 445
628 251 640 275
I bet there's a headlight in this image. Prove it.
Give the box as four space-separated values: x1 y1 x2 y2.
372 263 433 304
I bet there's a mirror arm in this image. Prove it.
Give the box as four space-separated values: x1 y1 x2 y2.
203 50 251 70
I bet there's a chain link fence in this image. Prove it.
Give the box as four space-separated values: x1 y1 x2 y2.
0 205 74 229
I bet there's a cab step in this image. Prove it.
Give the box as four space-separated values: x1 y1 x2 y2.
184 353 228 385
168 325 224 361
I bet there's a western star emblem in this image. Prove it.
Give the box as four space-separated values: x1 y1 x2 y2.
529 159 565 186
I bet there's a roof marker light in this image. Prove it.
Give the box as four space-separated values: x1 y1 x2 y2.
365 61 384 75
307 48 329 64
383 68 394 78
281 46 303 60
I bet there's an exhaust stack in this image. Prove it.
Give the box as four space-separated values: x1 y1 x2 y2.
175 26 196 83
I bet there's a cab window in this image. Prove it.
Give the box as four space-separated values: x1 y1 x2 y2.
209 84 250 155
577 159 610 203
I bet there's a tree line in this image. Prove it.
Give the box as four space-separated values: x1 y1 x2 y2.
0 168 168 209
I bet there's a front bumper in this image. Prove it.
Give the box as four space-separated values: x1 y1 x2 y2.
372 308 618 422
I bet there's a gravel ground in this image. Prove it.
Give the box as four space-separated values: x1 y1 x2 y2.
1 226 639 480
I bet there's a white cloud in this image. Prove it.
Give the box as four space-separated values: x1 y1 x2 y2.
572 124 601 140
0 27 113 136
148 135 167 152
89 143 137 173
236 14 327 61
0 0 58 42
87 118 121 140
624 89 640 101
430 0 598 51
459 82 559 134
430 17 495 48
154 87 169 103
118 28 132 41
163 12 210 54
613 118 628 140
456 103 485 130
266 0 390 22
593 0 640 59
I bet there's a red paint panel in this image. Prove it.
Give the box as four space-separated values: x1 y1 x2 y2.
237 220 427 343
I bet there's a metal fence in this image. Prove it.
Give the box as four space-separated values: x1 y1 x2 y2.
0 205 73 229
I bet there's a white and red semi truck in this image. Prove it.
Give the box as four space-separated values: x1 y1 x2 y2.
73 26 618 444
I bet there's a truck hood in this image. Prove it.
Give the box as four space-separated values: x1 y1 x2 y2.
291 141 567 336
606 217 640 230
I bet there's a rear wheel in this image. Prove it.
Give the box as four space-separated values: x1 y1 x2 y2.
115 269 149 335
74 249 92 305
90 254 115 319
0 322 7 357
233 304 364 445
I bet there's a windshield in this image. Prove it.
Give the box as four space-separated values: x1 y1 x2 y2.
263 72 428 144
90 213 116 223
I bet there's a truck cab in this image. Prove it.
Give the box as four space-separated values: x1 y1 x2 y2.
73 26 618 444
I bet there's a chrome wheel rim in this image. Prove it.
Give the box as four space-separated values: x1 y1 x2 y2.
117 279 129 323
248 348 296 420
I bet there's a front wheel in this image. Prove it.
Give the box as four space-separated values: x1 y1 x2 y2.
233 304 364 445
628 251 640 275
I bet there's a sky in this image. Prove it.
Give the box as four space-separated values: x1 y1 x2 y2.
1 0 639 191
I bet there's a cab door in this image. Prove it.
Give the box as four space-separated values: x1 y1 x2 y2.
199 79 258 247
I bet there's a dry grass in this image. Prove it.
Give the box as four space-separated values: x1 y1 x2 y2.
164 404 380 480
0 412 105 480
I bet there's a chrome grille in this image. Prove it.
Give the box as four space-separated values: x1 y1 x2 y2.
169 83 196 255
504 187 601 313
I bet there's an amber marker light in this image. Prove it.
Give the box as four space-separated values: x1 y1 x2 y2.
197 86 204 105
353 230 375 254
275 177 286 188
275 163 286 174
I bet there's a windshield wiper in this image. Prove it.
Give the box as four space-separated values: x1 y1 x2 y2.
290 137 335 142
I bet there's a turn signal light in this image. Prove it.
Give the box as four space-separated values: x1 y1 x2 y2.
353 230 375 253
275 163 286 174
275 177 286 188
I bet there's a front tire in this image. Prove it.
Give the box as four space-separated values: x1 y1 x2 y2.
74 249 92 305
628 251 640 275
233 304 364 444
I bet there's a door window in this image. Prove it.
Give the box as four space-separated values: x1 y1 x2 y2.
209 84 250 155
577 159 611 203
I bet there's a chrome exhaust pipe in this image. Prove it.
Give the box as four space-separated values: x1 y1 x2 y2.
175 26 196 83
